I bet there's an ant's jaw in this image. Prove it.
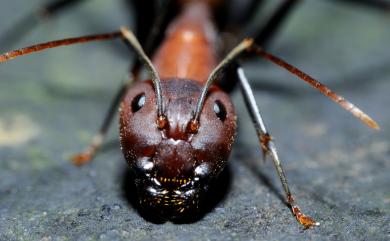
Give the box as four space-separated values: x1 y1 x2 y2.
135 177 205 221
133 160 212 221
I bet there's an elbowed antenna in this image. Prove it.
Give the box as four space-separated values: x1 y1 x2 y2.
192 38 253 122
193 39 379 130
0 32 122 62
119 27 164 118
0 27 165 119
249 44 379 130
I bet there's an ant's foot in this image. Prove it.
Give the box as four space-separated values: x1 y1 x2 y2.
71 151 92 166
291 205 320 229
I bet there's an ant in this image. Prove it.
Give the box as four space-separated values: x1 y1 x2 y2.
0 0 383 229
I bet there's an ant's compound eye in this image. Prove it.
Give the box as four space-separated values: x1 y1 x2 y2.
213 100 227 121
131 93 146 113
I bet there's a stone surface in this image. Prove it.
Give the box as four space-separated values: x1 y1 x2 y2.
0 1 389 240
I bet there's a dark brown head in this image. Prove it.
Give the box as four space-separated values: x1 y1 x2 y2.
119 78 236 220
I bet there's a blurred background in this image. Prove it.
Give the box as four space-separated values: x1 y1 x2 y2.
0 0 389 240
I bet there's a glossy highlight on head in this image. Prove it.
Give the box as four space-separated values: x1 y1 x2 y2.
119 79 236 220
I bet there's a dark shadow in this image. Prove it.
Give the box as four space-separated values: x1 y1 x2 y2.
332 0 390 10
119 162 232 224
190 165 232 222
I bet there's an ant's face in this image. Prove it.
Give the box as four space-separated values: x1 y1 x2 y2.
119 79 236 220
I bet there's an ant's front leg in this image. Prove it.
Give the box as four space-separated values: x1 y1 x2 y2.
232 39 377 227
252 0 300 46
191 35 378 228
249 0 389 48
71 76 134 165
0 27 165 165
237 66 320 229
336 0 390 10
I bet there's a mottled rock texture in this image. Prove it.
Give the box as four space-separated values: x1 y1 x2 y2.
0 1 389 240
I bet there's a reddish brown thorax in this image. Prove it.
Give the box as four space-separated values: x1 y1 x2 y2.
119 0 236 220
152 1 218 83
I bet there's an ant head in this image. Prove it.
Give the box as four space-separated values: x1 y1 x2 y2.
119 78 236 220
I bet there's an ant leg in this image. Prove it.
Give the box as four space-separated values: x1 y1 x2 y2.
32 0 86 17
252 0 390 47
201 37 379 225
197 39 378 130
131 0 174 55
128 0 174 84
0 31 125 161
254 0 300 46
336 0 390 10
0 0 86 51
71 76 134 165
237 66 320 229
249 44 379 130
0 27 163 112
218 0 265 30
0 31 122 62
0 27 165 162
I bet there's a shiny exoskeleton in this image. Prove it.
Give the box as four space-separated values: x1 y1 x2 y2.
120 79 235 219
119 2 236 219
0 0 380 229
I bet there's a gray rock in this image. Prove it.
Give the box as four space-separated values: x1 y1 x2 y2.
0 1 389 240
